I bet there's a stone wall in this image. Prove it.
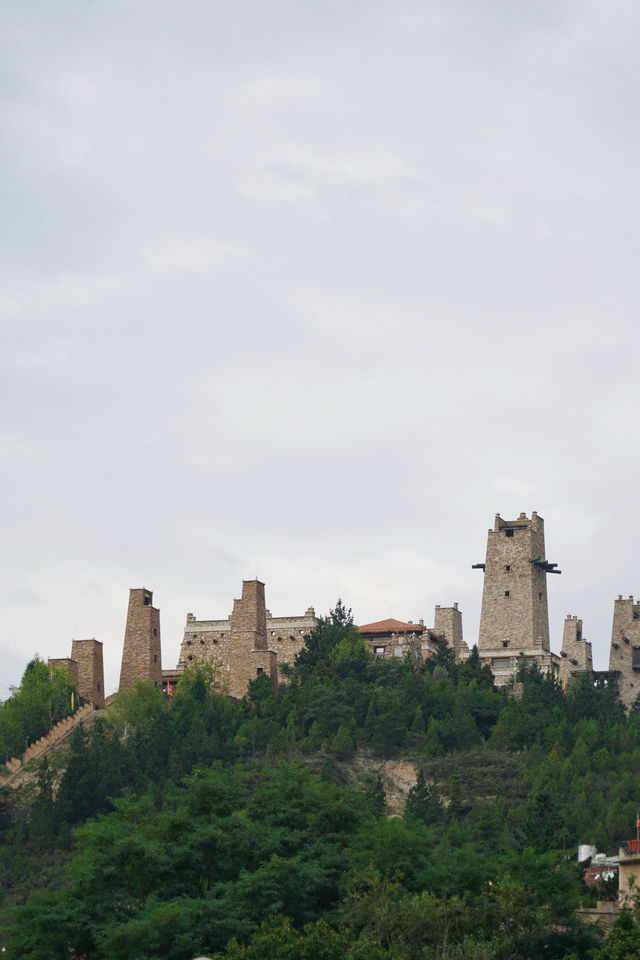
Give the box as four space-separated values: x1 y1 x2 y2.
3 702 94 780
265 609 317 666
558 616 593 688
71 638 105 708
119 588 162 691
433 603 469 659
608 595 640 708
177 590 317 695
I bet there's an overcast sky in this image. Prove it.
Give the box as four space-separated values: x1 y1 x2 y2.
2 0 640 699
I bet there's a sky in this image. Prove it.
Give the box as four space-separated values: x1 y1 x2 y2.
2 0 640 699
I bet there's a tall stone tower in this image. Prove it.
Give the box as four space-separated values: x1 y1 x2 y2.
227 580 277 699
71 638 105 708
608 595 640 708
558 616 592 689
119 588 162 691
474 512 560 684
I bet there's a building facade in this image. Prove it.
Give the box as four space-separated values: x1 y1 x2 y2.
474 512 560 685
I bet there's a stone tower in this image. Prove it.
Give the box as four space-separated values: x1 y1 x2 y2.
119 588 162 691
474 512 560 684
608 595 640 708
433 603 468 660
558 616 592 689
227 580 277 699
71 638 105 708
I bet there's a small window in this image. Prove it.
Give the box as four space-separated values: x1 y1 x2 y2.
97 682 101 691
200 639 204 645
144 595 151 606
374 646 385 655
505 529 514 538
257 667 264 675
187 640 191 646
539 592 543 600
153 654 157 663
502 641 508 648
188 655 193 661
153 628 157 636
505 591 510 597
505 565 511 571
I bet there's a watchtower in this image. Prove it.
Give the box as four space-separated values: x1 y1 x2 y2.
433 603 468 660
119 588 162 691
71 638 105 708
558 616 592 689
473 512 561 683
227 580 277 698
608 595 640 708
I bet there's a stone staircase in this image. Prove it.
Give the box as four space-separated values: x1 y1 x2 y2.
0 702 96 790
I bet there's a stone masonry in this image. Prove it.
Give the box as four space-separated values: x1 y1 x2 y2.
178 587 316 695
558 616 593 689
358 618 432 661
475 512 560 685
71 638 105 708
433 603 470 660
119 588 162 691
226 580 277 698
608 595 640 708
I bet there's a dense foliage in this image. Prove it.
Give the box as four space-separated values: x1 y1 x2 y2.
1 603 638 958
0 658 76 764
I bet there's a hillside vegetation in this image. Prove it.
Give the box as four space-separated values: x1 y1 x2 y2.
2 603 640 958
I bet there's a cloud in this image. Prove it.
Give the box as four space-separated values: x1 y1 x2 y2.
1 0 640 696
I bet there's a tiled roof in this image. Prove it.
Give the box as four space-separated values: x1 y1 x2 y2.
358 618 425 635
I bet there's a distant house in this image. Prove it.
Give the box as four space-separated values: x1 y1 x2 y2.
358 618 439 661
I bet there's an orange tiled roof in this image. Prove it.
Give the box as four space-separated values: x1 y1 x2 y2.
358 618 425 635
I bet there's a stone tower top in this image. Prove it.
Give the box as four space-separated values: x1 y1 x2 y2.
476 511 560 655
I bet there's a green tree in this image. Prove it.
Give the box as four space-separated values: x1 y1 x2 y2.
404 769 443 825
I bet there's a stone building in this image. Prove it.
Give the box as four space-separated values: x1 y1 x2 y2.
558 616 593 689
48 637 105 708
176 582 316 695
174 584 468 697
608 595 640 708
618 838 640 905
119 588 162 691
474 512 560 686
358 605 468 662
358 618 436 660
433 603 469 660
